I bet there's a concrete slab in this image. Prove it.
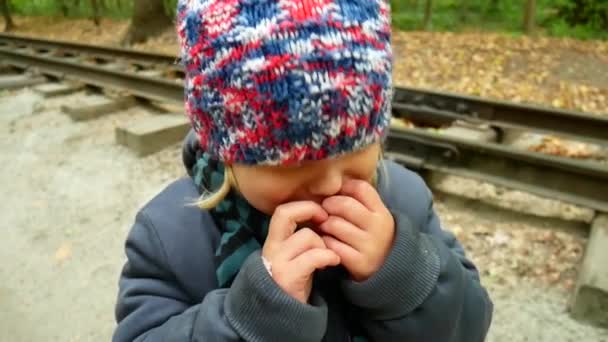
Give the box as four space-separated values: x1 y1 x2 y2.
137 70 164 78
429 173 596 223
390 117 414 130
440 121 498 143
101 63 128 72
570 213 608 328
115 114 190 157
0 74 47 90
61 96 135 121
33 83 83 98
149 101 184 114
60 57 82 64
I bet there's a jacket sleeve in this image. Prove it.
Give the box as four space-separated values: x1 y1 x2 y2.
113 212 329 342
342 189 493 341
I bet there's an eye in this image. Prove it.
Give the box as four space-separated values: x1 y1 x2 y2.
344 162 377 182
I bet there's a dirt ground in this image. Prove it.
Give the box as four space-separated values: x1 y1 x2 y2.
1 87 607 341
0 88 181 341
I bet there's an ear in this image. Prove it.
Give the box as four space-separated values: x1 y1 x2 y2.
226 165 241 193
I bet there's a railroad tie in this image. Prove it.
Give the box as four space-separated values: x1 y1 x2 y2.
0 74 47 90
570 213 608 328
33 82 83 98
115 113 190 157
61 95 136 121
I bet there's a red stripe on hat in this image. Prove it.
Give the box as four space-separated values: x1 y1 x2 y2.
285 0 334 22
206 0 239 39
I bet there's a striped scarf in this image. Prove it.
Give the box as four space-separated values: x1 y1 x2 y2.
192 151 270 288
192 152 368 342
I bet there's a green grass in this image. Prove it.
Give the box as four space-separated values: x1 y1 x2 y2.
9 0 131 19
390 0 607 40
7 0 607 40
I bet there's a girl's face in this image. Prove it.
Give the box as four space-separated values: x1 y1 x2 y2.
231 143 382 216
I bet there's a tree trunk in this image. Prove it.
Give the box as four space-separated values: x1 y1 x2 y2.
1 0 15 32
423 0 433 30
122 0 172 45
72 0 81 14
91 0 101 26
459 0 468 23
524 0 536 34
59 0 70 17
99 0 107 13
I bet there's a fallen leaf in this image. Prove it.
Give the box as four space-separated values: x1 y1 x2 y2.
528 136 601 159
54 242 72 264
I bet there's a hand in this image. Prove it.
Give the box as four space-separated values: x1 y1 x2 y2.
319 179 395 282
262 202 341 304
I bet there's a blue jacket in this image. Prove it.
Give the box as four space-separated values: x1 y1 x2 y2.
113 134 493 341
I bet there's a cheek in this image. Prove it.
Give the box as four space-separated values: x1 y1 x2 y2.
238 177 299 215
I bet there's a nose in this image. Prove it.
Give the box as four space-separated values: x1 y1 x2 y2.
307 165 343 198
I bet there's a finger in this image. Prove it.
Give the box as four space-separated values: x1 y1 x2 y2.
267 201 328 245
291 248 341 275
322 235 361 271
322 196 370 229
340 179 385 212
319 216 367 250
277 228 326 261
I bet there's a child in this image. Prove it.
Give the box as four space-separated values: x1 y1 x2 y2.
113 0 493 341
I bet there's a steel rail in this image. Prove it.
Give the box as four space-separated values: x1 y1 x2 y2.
386 128 608 212
0 46 183 103
392 86 608 146
0 33 176 65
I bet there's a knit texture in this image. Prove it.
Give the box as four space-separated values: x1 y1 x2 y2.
226 250 330 342
342 212 441 320
177 0 393 166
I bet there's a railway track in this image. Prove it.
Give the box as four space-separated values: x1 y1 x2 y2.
0 33 176 65
2 33 606 144
1 33 607 211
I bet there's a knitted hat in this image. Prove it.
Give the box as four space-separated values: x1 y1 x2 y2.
177 0 393 166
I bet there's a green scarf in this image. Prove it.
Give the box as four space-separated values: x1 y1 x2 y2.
192 151 270 288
